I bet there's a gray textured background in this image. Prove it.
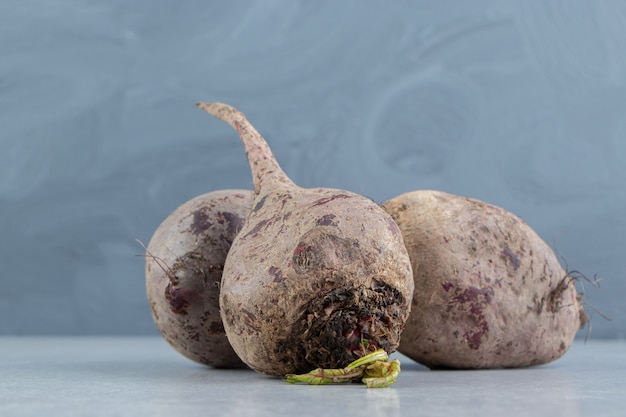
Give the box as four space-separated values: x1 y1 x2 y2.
1 1 624 338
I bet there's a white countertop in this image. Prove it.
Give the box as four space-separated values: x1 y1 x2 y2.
1 336 624 417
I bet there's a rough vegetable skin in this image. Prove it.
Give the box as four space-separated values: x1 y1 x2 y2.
145 190 253 367
197 102 414 376
383 190 587 369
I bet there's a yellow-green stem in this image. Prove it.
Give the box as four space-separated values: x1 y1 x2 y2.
284 349 400 388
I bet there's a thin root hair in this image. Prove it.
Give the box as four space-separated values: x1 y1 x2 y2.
135 238 178 285
552 239 603 290
552 240 610 341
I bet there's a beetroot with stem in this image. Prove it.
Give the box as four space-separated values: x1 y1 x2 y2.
197 102 414 377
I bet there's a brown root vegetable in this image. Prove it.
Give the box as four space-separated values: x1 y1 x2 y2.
145 189 253 368
383 190 588 369
197 102 414 377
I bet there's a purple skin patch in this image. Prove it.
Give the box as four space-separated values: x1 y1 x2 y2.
190 210 213 234
165 285 191 315
253 195 267 212
316 214 338 226
269 266 286 283
215 211 245 236
501 246 521 269
385 217 401 236
447 286 494 350
311 194 350 207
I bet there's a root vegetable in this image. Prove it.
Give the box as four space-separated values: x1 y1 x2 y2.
145 189 253 367
197 102 414 377
383 190 588 369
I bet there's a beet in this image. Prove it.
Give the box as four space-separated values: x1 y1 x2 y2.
145 190 253 367
383 190 588 369
197 102 414 376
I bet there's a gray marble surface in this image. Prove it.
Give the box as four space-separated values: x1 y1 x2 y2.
1 337 624 417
